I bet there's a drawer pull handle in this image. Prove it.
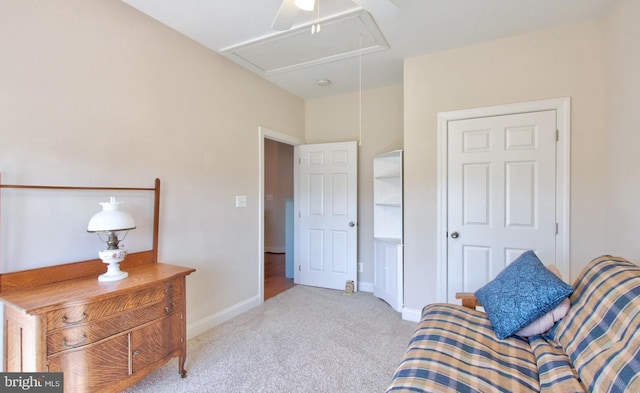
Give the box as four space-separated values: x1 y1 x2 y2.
62 335 87 348
164 285 176 294
165 306 173 314
61 312 87 325
133 350 140 356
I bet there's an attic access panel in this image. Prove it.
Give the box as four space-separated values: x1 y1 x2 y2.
220 10 389 76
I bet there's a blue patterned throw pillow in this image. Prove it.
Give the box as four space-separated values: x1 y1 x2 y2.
475 251 574 339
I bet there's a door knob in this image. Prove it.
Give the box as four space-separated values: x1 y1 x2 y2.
450 231 459 239
349 222 355 227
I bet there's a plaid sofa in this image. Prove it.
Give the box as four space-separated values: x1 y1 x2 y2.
386 256 640 392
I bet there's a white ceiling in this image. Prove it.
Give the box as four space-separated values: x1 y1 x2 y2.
121 0 615 99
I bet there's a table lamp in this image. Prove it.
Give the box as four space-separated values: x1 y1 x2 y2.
87 196 136 282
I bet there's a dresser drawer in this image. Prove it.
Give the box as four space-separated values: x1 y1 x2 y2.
47 295 183 355
45 278 183 332
48 333 130 393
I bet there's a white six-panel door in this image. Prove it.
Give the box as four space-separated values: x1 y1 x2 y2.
296 141 358 291
446 111 557 302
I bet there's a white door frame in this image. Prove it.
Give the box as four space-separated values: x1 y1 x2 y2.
436 98 571 303
258 126 304 303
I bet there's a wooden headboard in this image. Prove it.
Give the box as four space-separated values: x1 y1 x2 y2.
0 175 161 293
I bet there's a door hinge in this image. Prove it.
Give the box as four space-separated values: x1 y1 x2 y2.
298 265 301 272
299 157 301 164
556 223 559 234
556 129 559 142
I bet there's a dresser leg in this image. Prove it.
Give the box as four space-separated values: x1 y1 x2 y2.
179 354 187 378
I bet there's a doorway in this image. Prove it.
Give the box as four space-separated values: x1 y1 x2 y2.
264 138 295 300
258 127 303 303
258 128 359 301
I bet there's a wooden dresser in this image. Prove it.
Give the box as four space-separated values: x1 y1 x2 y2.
0 261 195 393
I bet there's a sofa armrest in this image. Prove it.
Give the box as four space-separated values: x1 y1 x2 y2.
455 292 482 309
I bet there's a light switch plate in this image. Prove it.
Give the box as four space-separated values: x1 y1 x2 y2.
236 195 247 208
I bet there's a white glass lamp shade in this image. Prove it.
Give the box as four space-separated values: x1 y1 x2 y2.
295 0 315 11
87 197 136 232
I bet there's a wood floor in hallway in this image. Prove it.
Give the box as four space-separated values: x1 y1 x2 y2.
264 252 295 300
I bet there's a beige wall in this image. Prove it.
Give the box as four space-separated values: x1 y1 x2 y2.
604 0 640 260
0 0 304 337
305 84 403 287
403 20 608 311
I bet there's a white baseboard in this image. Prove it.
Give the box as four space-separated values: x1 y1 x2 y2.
264 247 285 253
186 295 261 339
358 281 374 293
402 307 422 322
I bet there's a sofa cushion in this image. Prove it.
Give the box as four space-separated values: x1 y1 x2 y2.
516 297 570 337
475 251 574 339
386 304 540 393
528 334 586 392
551 256 640 393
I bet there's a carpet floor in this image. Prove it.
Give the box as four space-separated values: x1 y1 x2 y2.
123 285 417 393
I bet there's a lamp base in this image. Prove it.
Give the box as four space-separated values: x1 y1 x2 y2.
98 249 128 282
99 261 129 282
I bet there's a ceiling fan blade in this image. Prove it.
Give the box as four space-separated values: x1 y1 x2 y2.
352 0 399 21
272 0 300 31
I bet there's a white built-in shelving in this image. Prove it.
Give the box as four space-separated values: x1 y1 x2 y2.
373 150 403 312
